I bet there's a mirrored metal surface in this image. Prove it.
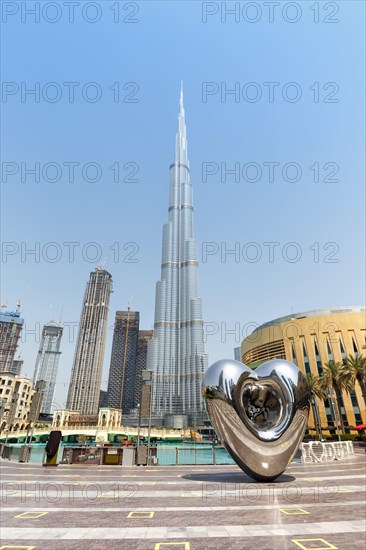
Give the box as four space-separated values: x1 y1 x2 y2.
202 359 310 481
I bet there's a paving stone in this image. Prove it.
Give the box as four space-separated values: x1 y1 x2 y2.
0 456 365 549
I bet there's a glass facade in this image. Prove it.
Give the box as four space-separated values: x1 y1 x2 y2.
33 323 63 414
147 88 208 423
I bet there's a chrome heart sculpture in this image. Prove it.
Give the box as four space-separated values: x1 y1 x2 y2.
202 359 310 481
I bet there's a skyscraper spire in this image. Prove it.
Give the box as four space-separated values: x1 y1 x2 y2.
147 86 208 426
176 81 188 166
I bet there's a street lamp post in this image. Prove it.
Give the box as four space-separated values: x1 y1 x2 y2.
136 402 141 454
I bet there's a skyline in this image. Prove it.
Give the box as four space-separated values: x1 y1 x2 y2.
2 1 365 409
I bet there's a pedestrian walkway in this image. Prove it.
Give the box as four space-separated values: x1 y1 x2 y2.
1 454 365 549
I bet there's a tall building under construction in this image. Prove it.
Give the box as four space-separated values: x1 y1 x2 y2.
0 310 24 373
33 322 63 414
106 310 153 416
106 309 140 414
134 329 154 411
67 269 112 415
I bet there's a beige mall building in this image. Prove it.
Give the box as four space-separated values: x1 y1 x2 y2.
241 307 366 432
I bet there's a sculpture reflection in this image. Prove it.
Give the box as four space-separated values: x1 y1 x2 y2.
242 383 283 429
202 359 310 481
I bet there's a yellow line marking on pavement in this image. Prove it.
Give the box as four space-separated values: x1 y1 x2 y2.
121 475 137 477
0 546 36 549
291 538 338 550
15 511 48 519
127 511 154 518
139 482 156 485
180 492 201 497
280 508 310 515
155 544 190 550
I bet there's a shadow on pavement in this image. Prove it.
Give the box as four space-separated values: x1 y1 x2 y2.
182 472 296 483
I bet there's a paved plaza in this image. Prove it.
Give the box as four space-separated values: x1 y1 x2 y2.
0 451 365 550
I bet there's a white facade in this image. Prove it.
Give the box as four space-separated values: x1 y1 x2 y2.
0 372 36 432
147 87 208 423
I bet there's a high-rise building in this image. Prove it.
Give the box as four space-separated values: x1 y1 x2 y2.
0 311 24 372
106 309 140 414
33 322 63 414
99 389 108 408
67 269 112 415
134 330 154 411
147 86 208 425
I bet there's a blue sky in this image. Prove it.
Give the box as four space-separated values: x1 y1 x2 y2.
1 1 365 408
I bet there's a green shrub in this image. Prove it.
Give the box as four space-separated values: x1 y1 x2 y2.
339 434 358 441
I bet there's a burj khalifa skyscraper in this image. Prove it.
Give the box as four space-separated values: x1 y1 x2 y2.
147 85 208 426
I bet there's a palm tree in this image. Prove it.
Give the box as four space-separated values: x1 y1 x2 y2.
306 373 327 399
306 373 326 439
322 361 352 433
345 354 366 408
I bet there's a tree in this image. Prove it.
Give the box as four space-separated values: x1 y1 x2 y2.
306 373 326 439
345 354 366 408
322 361 352 433
306 373 327 400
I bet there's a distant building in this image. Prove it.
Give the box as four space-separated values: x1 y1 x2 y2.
106 309 140 414
52 408 122 432
33 323 63 414
0 372 36 432
11 358 23 375
99 389 108 408
0 311 24 372
67 269 113 415
134 330 154 411
234 347 241 362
